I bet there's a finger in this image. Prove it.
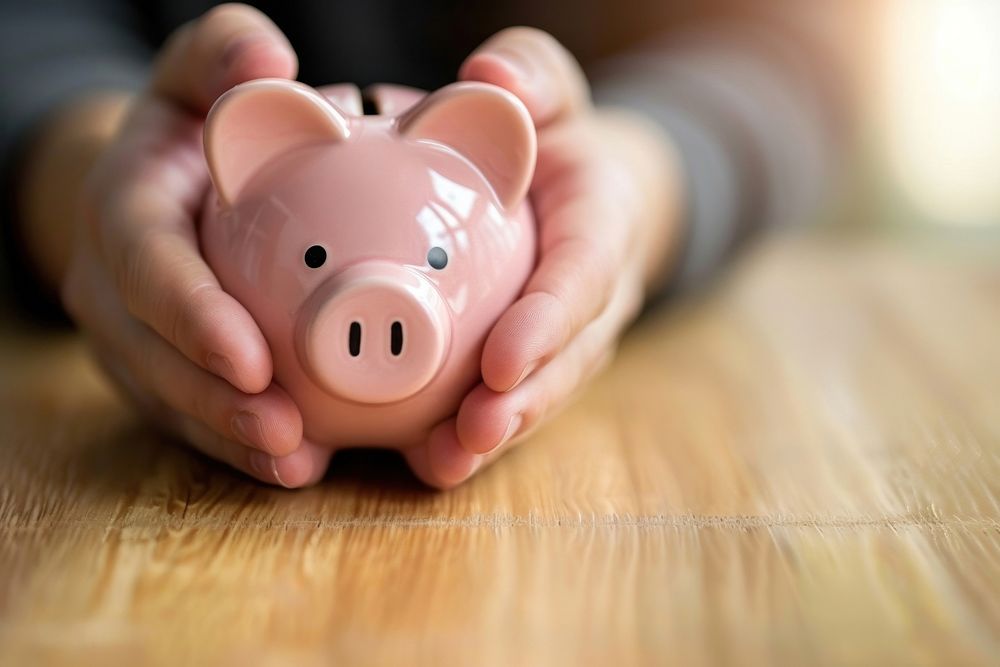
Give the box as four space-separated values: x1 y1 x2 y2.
98 340 328 488
268 438 334 488
317 84 363 115
364 84 426 116
459 26 590 126
402 420 484 490
175 416 332 488
91 346 312 486
151 3 297 114
101 183 272 394
459 274 640 456
90 343 183 429
67 256 302 456
480 193 625 392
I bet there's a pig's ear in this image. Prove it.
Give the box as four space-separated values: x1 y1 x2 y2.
205 79 351 204
398 82 536 209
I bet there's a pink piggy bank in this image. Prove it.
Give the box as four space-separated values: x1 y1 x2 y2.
199 78 537 451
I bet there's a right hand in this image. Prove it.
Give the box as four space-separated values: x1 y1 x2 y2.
60 4 332 487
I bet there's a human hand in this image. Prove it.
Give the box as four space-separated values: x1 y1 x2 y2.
404 28 684 488
58 5 331 487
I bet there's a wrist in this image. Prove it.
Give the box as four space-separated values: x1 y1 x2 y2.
16 92 133 290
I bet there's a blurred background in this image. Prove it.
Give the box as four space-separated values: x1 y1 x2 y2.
874 0 1000 229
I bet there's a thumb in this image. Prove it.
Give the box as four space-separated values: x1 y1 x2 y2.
459 27 591 127
150 3 297 114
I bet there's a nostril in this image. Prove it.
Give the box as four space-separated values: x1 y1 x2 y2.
349 321 362 357
390 321 403 356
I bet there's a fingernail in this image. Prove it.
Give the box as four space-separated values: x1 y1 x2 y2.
507 359 539 391
231 411 265 449
491 413 522 452
207 353 239 387
271 457 289 488
249 450 289 488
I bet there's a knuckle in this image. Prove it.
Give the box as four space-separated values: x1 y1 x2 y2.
169 281 213 353
115 228 157 315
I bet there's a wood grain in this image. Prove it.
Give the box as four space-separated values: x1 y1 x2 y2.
1 231 998 666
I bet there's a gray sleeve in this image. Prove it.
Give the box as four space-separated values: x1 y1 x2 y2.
0 0 152 170
0 0 153 317
591 10 845 290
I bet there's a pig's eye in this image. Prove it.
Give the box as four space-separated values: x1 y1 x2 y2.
427 246 448 270
304 245 327 269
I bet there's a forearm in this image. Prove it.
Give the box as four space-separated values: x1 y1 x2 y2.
16 93 132 291
592 107 685 296
0 0 151 307
591 7 852 291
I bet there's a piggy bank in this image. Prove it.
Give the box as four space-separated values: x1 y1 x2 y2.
199 78 537 449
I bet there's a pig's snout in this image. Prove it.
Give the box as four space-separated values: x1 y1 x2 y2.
297 262 451 404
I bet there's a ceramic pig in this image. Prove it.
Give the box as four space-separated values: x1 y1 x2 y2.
199 78 537 449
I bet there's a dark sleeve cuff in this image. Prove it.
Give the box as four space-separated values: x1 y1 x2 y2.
0 60 147 323
594 70 748 291
590 25 839 294
0 2 152 320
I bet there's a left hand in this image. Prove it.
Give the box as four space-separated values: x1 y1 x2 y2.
405 28 685 488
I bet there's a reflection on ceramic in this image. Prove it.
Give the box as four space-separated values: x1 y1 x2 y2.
200 79 537 448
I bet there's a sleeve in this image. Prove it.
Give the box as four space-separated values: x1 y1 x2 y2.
590 4 854 290
0 0 153 317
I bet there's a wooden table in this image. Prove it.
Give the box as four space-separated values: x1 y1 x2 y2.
1 231 998 666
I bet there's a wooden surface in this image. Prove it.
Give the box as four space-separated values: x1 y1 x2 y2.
1 231 999 666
